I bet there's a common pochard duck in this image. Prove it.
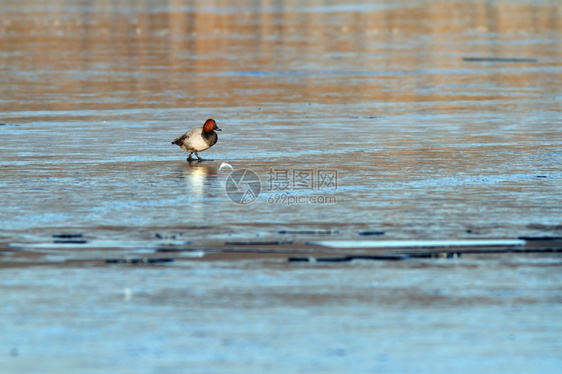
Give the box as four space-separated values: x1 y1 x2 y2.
172 119 221 161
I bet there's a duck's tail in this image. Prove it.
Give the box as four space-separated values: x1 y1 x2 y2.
171 136 183 146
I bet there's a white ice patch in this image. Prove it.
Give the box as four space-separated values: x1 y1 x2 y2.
307 239 526 248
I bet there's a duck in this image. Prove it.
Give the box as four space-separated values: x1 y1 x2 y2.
172 119 221 161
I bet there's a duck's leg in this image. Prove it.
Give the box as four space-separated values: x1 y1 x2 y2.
187 152 194 161
194 151 204 161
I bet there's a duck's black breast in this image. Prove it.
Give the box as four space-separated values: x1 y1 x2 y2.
202 130 218 146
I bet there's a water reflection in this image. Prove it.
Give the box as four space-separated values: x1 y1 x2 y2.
0 0 559 114
181 161 222 201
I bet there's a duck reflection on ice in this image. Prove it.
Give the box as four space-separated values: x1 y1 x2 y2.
180 160 225 201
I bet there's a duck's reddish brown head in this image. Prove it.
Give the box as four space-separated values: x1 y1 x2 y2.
203 118 221 133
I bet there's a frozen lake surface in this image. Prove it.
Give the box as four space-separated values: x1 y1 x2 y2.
1 0 561 372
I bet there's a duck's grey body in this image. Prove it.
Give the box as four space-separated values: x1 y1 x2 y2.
172 128 217 152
